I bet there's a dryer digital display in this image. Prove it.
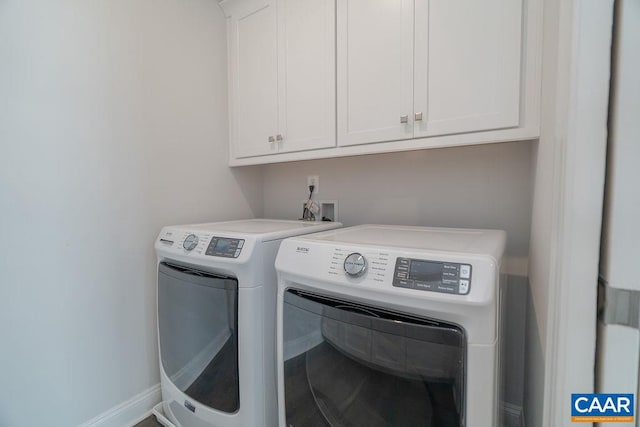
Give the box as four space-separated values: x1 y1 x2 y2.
205 237 244 258
393 258 471 295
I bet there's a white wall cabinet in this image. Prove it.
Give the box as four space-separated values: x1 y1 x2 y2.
223 0 335 160
338 0 523 147
336 0 415 146
224 0 541 166
226 0 279 158
412 0 523 138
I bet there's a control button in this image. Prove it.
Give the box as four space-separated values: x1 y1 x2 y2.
344 253 367 277
436 284 457 293
396 272 407 279
459 279 470 294
415 281 434 291
234 249 241 257
398 258 409 265
183 234 199 251
237 240 244 248
460 265 471 279
395 279 414 289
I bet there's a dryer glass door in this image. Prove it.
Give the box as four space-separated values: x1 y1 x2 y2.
158 262 239 413
282 289 466 427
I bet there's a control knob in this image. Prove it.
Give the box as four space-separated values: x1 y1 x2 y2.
344 253 367 277
183 234 199 251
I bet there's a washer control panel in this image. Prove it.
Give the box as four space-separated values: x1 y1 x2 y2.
328 248 389 283
343 253 367 277
393 258 472 295
205 236 245 258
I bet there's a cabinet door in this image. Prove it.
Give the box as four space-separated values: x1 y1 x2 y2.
337 0 414 146
277 0 335 153
413 0 523 138
228 0 279 158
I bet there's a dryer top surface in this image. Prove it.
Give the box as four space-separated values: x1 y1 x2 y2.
181 219 341 241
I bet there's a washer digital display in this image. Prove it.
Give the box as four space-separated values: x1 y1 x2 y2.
393 258 472 295
409 260 444 282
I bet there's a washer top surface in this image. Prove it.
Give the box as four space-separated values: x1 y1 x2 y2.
183 219 340 241
296 224 505 260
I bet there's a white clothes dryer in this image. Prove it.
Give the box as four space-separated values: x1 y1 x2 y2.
275 224 506 427
154 219 341 427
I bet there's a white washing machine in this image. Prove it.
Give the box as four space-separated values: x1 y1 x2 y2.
275 224 506 427
154 219 342 427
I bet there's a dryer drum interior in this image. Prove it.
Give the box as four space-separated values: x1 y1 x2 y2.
283 289 466 427
157 262 239 413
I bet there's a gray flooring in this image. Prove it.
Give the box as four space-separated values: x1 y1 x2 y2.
133 415 162 427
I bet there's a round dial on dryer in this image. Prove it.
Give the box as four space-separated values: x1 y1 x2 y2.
344 253 367 277
183 234 199 251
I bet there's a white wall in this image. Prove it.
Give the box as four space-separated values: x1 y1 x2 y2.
0 1 262 426
523 0 565 422
526 0 613 425
542 0 613 424
263 141 533 260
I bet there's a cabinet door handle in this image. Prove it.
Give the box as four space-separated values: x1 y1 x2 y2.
276 134 283 141
400 115 408 124
268 136 275 143
415 112 423 121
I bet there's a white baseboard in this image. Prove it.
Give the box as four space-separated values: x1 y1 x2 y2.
78 384 162 427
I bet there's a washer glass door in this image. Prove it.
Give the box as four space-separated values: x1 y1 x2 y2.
158 262 239 413
282 289 466 427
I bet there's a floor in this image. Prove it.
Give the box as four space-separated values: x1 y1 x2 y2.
134 415 162 427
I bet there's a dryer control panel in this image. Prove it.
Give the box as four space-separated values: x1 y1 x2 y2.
156 228 246 259
393 258 472 295
205 237 245 258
